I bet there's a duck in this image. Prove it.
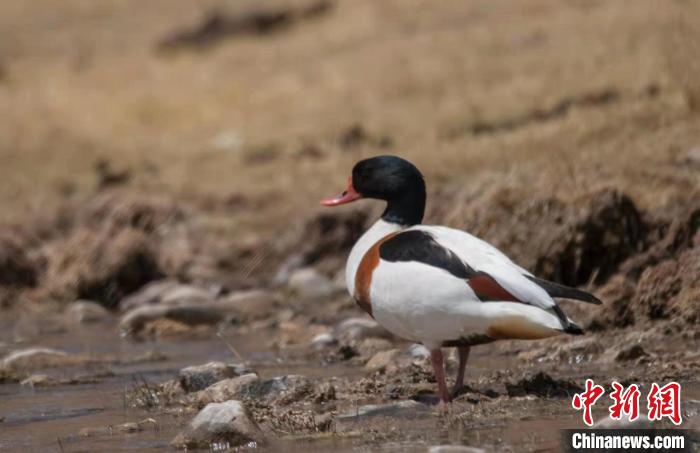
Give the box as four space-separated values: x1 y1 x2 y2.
321 155 602 404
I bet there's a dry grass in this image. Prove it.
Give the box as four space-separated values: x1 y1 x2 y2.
0 0 699 236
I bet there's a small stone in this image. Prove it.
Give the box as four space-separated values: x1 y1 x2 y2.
195 374 313 406
310 332 337 350
288 268 335 298
407 344 430 360
119 279 180 311
195 374 260 406
79 419 157 438
67 300 110 323
2 348 91 371
365 349 401 372
21 374 52 387
171 401 264 449
335 317 393 342
239 375 313 405
218 289 280 321
119 304 223 337
429 446 486 453
160 285 215 305
356 338 394 358
179 361 252 392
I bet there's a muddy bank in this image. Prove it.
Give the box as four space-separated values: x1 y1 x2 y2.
1 182 699 451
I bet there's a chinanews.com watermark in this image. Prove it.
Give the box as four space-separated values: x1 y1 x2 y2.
563 379 698 452
564 430 692 452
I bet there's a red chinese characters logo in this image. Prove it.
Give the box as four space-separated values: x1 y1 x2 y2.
647 382 682 425
572 379 605 426
572 380 683 426
609 381 640 421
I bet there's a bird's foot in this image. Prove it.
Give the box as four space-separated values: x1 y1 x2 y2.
437 399 452 414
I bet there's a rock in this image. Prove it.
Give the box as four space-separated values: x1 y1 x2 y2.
217 289 279 320
356 338 394 358
615 344 648 362
120 304 224 336
20 374 52 387
408 344 430 360
195 374 312 407
275 320 327 347
336 400 428 421
195 374 260 406
66 300 110 323
179 361 252 392
120 289 276 335
310 332 337 350
335 317 393 342
365 349 401 373
238 375 313 405
79 418 158 437
2 347 92 371
171 401 264 450
160 285 215 305
273 254 305 286
119 279 180 311
288 268 335 298
429 446 486 453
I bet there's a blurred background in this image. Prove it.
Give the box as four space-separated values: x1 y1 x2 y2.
0 0 699 451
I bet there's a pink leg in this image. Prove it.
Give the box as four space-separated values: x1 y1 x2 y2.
430 348 451 404
452 346 471 397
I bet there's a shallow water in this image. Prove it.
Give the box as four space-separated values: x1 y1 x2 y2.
0 311 697 452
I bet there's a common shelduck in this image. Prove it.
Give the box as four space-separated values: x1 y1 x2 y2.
321 155 602 404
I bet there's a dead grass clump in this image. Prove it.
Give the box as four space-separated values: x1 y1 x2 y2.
588 202 700 329
157 0 334 52
41 228 162 309
80 192 185 235
11 191 195 308
0 231 40 288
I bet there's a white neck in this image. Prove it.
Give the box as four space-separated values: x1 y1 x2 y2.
345 219 404 297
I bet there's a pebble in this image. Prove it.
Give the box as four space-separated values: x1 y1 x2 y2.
288 268 335 298
335 317 393 342
171 400 264 449
179 361 252 393
66 300 110 323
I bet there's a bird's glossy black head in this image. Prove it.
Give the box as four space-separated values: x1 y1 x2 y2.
321 155 426 226
352 155 423 200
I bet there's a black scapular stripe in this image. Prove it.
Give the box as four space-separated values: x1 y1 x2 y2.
378 230 477 279
525 275 602 305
